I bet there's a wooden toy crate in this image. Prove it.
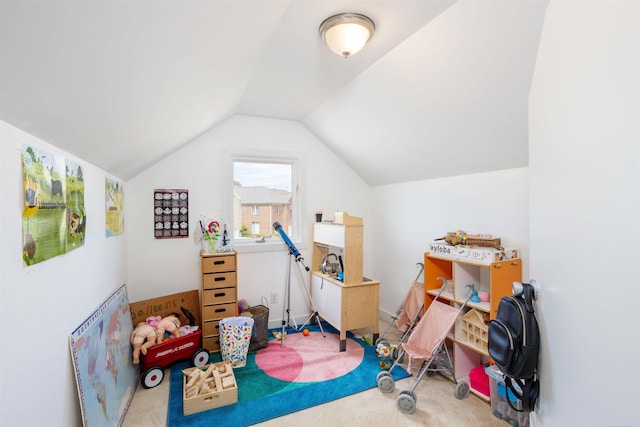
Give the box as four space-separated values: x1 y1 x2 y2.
183 362 237 415
461 309 488 352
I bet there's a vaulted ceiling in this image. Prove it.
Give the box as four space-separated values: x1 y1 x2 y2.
0 0 548 185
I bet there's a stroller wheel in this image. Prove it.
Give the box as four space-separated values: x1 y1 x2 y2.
398 389 417 401
376 371 395 393
397 392 417 414
391 346 399 360
454 381 470 399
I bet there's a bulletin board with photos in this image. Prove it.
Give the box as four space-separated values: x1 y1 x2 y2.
154 189 189 239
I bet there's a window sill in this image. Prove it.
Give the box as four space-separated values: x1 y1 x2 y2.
232 240 307 254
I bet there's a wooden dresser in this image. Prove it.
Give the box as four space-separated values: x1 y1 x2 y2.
200 251 237 353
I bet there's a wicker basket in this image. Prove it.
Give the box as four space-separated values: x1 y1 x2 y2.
248 305 269 351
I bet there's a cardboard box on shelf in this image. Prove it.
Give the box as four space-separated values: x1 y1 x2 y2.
427 242 518 265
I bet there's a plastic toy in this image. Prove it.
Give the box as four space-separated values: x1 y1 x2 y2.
156 313 181 341
303 328 309 336
272 330 286 341
130 317 160 365
376 341 398 369
379 360 391 370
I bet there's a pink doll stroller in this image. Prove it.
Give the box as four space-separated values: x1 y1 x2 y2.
376 263 425 361
376 287 473 414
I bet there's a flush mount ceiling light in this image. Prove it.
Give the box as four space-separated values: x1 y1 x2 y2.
319 13 375 59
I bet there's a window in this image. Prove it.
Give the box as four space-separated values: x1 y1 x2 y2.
251 221 260 235
223 149 305 252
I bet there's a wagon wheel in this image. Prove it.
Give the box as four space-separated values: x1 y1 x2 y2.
376 371 395 393
142 366 164 389
397 391 417 414
454 381 470 399
191 348 210 367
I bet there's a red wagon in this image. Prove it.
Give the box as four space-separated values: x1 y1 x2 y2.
139 329 210 388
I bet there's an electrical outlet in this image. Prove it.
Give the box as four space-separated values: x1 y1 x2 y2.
269 292 278 304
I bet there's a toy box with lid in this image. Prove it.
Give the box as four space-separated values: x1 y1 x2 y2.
485 365 529 427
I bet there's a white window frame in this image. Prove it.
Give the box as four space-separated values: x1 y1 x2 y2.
222 148 306 254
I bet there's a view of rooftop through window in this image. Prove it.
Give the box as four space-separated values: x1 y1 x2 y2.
233 161 294 241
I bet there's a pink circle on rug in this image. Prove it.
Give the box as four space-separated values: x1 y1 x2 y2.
255 332 364 382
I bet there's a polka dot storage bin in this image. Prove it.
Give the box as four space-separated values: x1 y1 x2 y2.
219 316 255 368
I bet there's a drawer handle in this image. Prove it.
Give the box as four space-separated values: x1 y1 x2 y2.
214 308 226 313
214 277 226 281
214 260 225 265
214 292 226 297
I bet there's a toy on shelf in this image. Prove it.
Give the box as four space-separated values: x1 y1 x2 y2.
436 230 503 250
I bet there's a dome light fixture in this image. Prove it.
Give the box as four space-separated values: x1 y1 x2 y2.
319 13 375 59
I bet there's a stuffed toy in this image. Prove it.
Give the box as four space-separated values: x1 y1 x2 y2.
130 316 161 365
156 313 181 341
179 325 198 336
376 342 397 370
238 299 252 317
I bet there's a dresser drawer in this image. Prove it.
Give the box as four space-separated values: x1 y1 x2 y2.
203 319 221 337
201 254 236 273
203 288 236 305
202 272 237 289
203 335 221 353
203 302 237 320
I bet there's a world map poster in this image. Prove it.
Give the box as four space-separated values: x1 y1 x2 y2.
69 284 139 426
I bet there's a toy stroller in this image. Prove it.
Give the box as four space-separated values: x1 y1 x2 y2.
376 286 473 414
376 263 425 361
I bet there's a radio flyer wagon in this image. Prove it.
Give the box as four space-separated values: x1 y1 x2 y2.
137 307 210 389
139 328 210 388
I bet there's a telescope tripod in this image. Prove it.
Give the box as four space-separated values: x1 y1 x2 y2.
281 252 325 347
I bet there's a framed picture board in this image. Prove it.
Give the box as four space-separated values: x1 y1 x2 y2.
154 189 189 239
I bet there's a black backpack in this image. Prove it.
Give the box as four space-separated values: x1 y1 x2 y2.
488 282 540 412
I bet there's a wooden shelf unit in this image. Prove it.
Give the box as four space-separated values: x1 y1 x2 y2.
424 252 522 401
311 215 379 351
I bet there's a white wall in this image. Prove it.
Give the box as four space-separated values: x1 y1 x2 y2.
371 168 529 318
125 115 373 326
529 1 639 425
0 121 129 427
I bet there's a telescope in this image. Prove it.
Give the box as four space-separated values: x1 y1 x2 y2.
273 222 309 271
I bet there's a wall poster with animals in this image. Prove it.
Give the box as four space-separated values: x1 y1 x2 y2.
21 144 86 266
105 176 124 237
